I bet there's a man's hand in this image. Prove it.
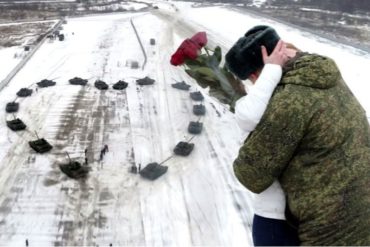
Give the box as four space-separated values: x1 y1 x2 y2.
261 40 289 66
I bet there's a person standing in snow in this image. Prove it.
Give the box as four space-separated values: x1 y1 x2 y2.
179 30 298 245
226 25 370 245
231 38 299 245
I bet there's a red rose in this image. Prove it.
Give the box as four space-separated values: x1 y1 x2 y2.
181 39 200 60
191 32 207 47
170 49 185 66
170 38 201 66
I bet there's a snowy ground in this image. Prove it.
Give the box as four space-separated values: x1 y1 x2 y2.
0 1 369 246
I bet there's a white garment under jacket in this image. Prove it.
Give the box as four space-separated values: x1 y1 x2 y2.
234 64 286 220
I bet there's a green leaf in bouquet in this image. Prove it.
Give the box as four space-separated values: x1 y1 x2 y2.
208 87 231 105
191 66 219 81
184 58 203 67
221 67 244 93
213 46 222 63
185 69 216 89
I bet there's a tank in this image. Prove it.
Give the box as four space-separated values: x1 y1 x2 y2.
174 141 194 156
113 80 128 90
136 76 155 86
29 138 53 153
69 77 88 86
5 102 19 113
188 121 203 134
94 80 109 90
16 88 33 97
190 91 204 101
193 104 206 116
6 118 26 131
171 81 191 91
37 79 56 88
131 61 139 69
139 162 168 180
59 161 89 179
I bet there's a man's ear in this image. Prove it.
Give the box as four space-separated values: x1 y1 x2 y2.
249 72 258 82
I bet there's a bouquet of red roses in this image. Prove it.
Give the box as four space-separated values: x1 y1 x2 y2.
170 32 245 109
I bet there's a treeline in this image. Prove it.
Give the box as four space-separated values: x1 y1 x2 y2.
182 0 370 13
266 0 370 13
0 0 132 21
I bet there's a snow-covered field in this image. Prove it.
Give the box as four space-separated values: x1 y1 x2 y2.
0 1 369 246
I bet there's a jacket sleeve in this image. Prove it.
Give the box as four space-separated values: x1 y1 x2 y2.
234 64 282 132
233 87 310 193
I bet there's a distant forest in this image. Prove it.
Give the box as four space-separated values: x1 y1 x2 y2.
190 0 370 13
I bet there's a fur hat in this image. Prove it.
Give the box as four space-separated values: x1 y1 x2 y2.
225 25 280 80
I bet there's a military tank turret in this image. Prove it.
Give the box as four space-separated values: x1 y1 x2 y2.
37 79 56 88
136 76 155 86
190 91 204 101
7 118 26 131
139 162 168 180
69 77 88 86
59 161 89 179
95 80 108 90
188 121 203 134
16 88 33 97
174 141 194 156
5 102 19 113
59 152 89 179
113 80 128 90
193 104 206 116
29 132 52 153
171 81 191 91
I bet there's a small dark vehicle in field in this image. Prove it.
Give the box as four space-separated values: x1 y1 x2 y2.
193 104 206 116
7 118 26 131
139 162 168 180
171 81 191 91
113 80 128 90
5 102 19 113
17 88 33 97
136 76 155 86
37 79 56 88
174 141 194 156
95 80 109 90
69 77 88 86
60 161 89 179
29 138 53 153
188 121 203 134
190 91 204 101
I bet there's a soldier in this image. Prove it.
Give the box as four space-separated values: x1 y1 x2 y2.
104 144 109 153
99 150 104 161
226 25 370 245
25 239 29 247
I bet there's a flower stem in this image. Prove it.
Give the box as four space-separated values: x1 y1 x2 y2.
204 47 211 56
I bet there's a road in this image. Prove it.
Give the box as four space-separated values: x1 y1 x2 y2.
0 7 253 246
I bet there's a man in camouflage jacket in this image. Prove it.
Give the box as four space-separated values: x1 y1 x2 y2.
233 51 370 245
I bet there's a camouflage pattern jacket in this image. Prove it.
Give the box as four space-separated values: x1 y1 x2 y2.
233 53 370 245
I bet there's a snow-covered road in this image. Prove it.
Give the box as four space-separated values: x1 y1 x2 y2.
0 6 252 246
1 2 370 246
